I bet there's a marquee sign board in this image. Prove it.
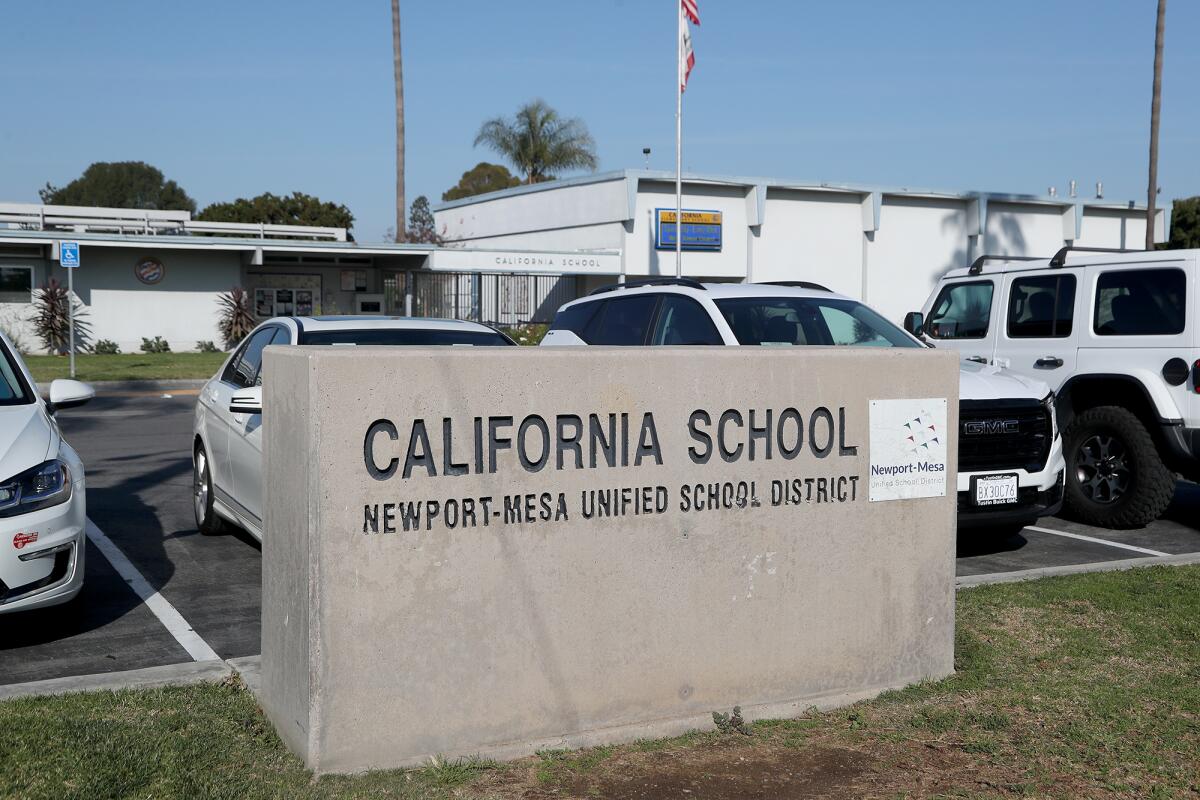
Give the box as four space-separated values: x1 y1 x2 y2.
654 208 723 251
259 345 958 773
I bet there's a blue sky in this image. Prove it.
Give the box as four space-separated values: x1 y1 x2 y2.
1 1 1196 241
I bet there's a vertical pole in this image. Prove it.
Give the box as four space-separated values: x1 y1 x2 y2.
675 0 683 278
1145 0 1166 250
67 265 76 379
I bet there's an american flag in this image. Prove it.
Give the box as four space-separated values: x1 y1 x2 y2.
681 25 695 91
682 0 700 26
680 0 697 91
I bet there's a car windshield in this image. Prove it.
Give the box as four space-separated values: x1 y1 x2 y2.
0 339 31 405
299 329 514 346
714 296 921 348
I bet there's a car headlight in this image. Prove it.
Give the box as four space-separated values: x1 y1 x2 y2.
0 460 74 518
1041 393 1058 441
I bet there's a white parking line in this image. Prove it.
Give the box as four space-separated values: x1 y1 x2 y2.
1025 525 1170 557
85 518 220 662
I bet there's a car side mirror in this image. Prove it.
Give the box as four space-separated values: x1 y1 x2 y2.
230 386 263 415
903 311 925 337
47 379 95 413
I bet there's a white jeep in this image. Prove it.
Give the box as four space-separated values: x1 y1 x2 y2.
910 246 1199 528
543 279 1065 534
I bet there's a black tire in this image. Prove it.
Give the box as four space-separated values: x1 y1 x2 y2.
1062 406 1175 529
193 443 228 535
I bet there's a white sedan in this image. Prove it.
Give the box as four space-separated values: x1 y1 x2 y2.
192 316 516 540
0 331 94 613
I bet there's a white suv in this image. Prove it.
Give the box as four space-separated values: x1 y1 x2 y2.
192 316 515 540
0 331 94 613
542 279 1065 534
912 246 1199 528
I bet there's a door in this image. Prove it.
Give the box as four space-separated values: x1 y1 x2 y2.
923 279 999 364
1077 263 1193 419
201 335 266 496
995 272 1080 392
581 294 662 345
228 327 290 527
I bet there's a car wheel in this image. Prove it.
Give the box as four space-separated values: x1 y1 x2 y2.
1062 406 1174 529
194 444 227 535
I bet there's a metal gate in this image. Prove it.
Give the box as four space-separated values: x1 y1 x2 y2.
385 271 580 326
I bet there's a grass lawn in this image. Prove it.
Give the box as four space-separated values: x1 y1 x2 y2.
2 566 1198 799
22 352 227 383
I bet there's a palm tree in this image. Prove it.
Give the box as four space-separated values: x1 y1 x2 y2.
1146 0 1166 250
391 0 406 241
474 100 598 185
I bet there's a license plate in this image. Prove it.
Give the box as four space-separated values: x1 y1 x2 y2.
973 474 1019 506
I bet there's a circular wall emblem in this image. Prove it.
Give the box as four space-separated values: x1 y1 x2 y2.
135 257 165 285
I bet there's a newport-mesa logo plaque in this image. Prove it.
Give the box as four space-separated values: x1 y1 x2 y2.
260 346 959 774
867 398 949 501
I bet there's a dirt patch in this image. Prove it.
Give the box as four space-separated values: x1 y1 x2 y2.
581 745 871 800
522 744 874 800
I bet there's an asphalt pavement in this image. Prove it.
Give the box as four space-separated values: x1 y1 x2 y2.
2 391 1199 687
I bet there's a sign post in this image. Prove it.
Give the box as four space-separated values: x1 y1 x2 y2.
60 241 80 379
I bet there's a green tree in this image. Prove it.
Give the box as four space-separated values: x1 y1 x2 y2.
1167 196 1200 249
442 162 522 201
406 196 440 244
39 161 195 211
198 192 354 231
474 99 598 185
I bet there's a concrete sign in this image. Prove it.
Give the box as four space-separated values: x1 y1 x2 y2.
260 346 959 773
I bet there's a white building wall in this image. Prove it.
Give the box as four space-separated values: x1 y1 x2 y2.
438 177 629 242
65 247 240 353
0 258 48 354
628 182 749 278
430 222 624 254
868 198 969 322
1078 209 1152 249
985 202 1066 256
754 190 863 297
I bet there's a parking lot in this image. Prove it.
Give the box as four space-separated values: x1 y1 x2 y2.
2 390 1199 688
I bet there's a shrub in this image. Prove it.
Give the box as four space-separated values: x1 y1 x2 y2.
32 279 91 354
195 340 220 353
500 323 548 346
140 336 171 353
93 339 121 355
217 287 255 350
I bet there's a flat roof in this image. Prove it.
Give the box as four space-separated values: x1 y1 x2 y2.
0 228 618 259
433 168 1154 214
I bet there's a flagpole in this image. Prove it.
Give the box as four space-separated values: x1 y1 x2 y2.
675 0 683 279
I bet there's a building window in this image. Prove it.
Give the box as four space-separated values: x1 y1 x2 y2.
255 288 315 318
0 266 33 304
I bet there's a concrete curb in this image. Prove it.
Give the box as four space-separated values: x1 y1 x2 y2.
0 659 233 700
956 551 1200 588
227 655 262 696
4 557 1198 701
35 378 207 394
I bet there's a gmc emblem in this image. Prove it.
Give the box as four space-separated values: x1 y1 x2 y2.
963 419 1020 436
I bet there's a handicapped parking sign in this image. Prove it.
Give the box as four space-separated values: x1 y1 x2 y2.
60 241 80 269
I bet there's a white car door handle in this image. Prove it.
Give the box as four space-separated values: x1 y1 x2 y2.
1035 356 1064 369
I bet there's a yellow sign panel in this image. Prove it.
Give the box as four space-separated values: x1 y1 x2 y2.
657 210 722 225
